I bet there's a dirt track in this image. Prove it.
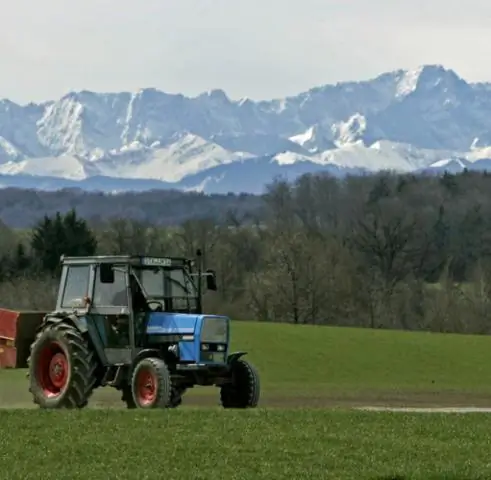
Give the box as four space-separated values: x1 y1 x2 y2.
357 406 491 412
4 391 491 409
3 372 491 409
180 391 491 409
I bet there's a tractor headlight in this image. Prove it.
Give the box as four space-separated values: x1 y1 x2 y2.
200 317 228 343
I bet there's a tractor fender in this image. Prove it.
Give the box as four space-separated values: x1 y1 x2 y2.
42 311 89 334
227 351 247 364
38 312 107 367
131 348 161 368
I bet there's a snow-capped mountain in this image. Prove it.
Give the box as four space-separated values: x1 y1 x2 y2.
1 64 491 194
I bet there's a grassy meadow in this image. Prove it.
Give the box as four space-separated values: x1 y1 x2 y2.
2 322 491 479
1 409 491 479
3 321 491 407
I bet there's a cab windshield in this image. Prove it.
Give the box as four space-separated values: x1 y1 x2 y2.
133 266 198 312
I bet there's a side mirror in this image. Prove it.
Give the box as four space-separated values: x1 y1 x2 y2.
205 269 217 291
99 264 115 284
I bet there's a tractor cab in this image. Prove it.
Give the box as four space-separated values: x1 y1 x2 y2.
57 253 217 348
94 254 217 314
130 256 217 314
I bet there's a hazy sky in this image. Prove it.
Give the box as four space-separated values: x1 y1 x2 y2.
2 0 491 103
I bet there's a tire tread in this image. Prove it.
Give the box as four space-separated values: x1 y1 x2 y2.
220 359 260 409
27 318 98 409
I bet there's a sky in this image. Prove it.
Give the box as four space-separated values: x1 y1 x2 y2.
2 0 491 104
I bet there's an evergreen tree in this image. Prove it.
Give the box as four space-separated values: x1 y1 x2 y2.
31 209 97 274
6 242 32 278
13 242 31 272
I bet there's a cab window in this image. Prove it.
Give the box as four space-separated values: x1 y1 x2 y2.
61 265 90 308
93 265 128 307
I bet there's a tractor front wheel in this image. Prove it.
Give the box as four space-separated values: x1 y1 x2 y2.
131 357 172 408
220 359 260 408
169 386 187 408
28 321 98 408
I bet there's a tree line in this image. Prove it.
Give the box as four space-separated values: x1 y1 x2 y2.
2 169 491 334
0 187 263 228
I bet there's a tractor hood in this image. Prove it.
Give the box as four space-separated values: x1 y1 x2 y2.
146 312 199 336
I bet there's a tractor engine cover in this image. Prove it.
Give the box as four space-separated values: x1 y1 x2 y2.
146 312 230 364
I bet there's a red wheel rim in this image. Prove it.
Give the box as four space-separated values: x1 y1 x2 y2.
36 342 69 398
136 368 157 406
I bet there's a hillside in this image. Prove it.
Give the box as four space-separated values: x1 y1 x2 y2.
1 65 491 193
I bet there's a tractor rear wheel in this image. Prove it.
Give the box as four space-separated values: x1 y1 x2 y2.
28 321 98 408
220 359 260 408
131 357 172 408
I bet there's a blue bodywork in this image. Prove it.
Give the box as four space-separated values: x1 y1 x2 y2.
146 312 230 364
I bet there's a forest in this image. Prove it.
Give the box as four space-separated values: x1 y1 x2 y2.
1 169 491 334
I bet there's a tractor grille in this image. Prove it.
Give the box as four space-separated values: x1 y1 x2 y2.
200 343 226 363
200 351 226 363
200 317 228 343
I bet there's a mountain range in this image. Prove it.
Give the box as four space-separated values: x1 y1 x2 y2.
2 64 491 194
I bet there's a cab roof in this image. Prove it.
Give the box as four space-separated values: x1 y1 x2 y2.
60 255 190 267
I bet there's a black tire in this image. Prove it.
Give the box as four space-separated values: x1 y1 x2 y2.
27 321 98 409
220 359 260 408
169 387 186 408
131 357 172 408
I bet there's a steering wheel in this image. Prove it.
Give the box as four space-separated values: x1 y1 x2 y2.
147 300 165 312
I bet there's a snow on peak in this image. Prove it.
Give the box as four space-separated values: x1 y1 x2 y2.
396 66 425 97
394 64 463 99
430 157 467 169
332 113 367 146
120 140 146 153
36 96 85 155
289 126 315 147
0 133 248 183
0 136 24 162
96 133 248 182
289 124 336 153
470 137 491 150
0 155 91 180
0 63 490 193
274 151 313 165
237 97 252 107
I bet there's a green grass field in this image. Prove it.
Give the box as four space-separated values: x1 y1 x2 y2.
2 409 491 479
3 321 491 407
3 322 491 479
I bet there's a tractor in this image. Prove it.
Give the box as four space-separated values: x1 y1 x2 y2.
27 251 260 409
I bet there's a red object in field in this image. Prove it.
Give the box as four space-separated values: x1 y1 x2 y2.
0 309 17 368
0 309 19 340
0 308 46 368
0 344 16 368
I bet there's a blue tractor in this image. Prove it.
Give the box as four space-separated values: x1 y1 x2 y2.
27 251 260 409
